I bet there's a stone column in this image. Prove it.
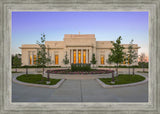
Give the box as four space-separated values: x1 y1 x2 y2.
89 47 92 63
52 51 54 65
76 49 78 63
105 50 107 65
86 49 88 63
81 49 83 63
71 49 73 64
67 49 70 65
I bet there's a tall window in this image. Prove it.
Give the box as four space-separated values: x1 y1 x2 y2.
55 55 59 65
33 55 36 65
78 50 81 63
83 50 86 64
101 55 104 64
73 50 76 64
29 55 32 65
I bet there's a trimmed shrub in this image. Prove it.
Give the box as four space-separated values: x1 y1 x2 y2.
71 63 91 72
12 65 61 68
98 65 140 68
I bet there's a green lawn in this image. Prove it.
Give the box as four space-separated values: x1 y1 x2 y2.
137 71 148 73
99 74 145 85
16 74 61 85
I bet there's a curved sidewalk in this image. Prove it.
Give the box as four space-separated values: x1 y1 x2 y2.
43 73 113 80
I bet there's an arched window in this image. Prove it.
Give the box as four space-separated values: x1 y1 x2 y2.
83 50 86 64
101 55 104 64
73 50 76 64
33 55 36 65
78 50 81 63
29 55 32 65
55 55 59 65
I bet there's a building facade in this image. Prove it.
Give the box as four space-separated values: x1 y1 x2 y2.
20 34 140 67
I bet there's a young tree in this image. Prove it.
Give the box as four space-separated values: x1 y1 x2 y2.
127 39 138 75
139 53 147 72
36 34 51 78
12 54 21 72
63 51 69 68
90 53 97 68
108 36 125 77
106 58 115 82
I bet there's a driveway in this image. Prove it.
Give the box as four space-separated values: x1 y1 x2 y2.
12 73 148 102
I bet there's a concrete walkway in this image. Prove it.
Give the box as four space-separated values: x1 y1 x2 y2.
44 73 113 80
12 73 148 102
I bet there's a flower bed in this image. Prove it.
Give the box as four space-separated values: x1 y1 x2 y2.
46 69 114 74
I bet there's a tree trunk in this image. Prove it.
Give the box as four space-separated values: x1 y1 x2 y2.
26 68 28 75
112 71 115 82
133 67 135 75
47 72 50 81
128 65 130 75
143 66 145 72
116 64 118 77
43 67 44 76
41 67 45 82
16 68 17 73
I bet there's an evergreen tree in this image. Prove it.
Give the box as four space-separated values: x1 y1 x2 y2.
127 39 138 75
90 53 97 67
12 54 21 72
108 36 125 77
63 51 69 68
36 33 51 78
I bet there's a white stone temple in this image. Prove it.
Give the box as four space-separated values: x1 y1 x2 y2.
20 34 140 67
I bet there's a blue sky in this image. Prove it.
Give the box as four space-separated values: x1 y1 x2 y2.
12 11 148 56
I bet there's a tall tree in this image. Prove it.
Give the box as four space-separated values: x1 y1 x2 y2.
36 34 51 78
139 53 147 72
90 53 97 67
12 54 21 72
108 36 125 77
63 51 69 68
127 39 138 75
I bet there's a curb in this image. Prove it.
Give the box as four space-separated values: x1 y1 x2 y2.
96 74 148 88
12 75 65 88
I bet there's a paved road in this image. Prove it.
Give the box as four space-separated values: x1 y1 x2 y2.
12 74 148 102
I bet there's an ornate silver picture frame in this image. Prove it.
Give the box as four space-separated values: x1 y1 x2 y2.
0 0 160 114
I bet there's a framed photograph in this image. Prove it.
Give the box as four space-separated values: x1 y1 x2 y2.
0 0 160 114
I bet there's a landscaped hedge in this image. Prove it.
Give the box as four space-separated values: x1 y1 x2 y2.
12 65 61 68
98 65 146 68
98 62 149 68
71 63 91 72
